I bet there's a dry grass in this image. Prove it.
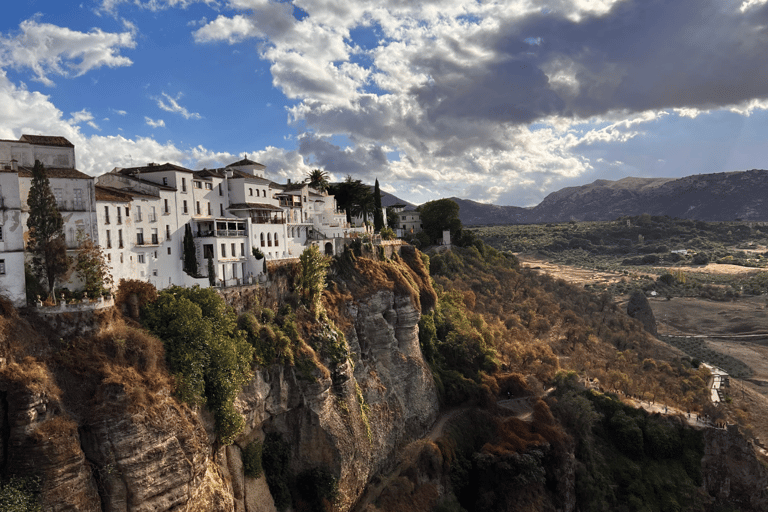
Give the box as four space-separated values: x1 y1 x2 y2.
0 357 61 398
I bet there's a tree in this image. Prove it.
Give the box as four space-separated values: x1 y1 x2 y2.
296 245 331 315
183 224 198 275
26 160 69 296
143 286 254 444
74 233 113 296
373 179 384 231
417 198 462 243
306 169 329 192
207 256 216 286
328 176 371 224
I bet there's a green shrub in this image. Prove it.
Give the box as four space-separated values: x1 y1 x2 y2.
0 477 41 512
142 286 254 444
242 441 263 479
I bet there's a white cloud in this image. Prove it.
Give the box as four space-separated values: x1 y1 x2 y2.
0 18 136 86
111 108 128 116
145 116 166 128
193 14 257 44
155 92 202 119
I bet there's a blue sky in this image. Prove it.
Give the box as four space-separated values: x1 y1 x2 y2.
2 0 768 207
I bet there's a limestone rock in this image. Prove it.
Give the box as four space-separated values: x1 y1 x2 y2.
626 290 657 335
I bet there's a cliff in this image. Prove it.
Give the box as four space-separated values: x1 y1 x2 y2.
0 251 439 511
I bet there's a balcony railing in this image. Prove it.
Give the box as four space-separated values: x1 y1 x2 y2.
56 200 86 211
195 230 246 238
149 214 157 222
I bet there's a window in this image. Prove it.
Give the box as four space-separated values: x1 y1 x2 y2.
54 188 64 209
260 233 265 247
220 204 224 216
153 251 158 259
196 201 201 215
118 229 124 248
106 230 111 249
0 225 3 241
117 207 122 224
151 228 158 245
125 206 129 217
107 253 111 262
203 244 213 259
182 178 187 192
120 253 123 263
183 200 188 214
162 177 168 186
136 228 144 245
256 189 260 197
221 243 226 258
164 198 169 214
0 259 5 274
166 225 171 241
241 243 245 256
74 188 84 210
207 202 212 216
205 182 212 190
135 205 142 222
104 206 110 224
167 247 172 255
218 183 222 196
274 233 278 247
231 243 235 258
249 188 253 196
138 253 145 264
267 233 272 247
194 181 202 189
153 269 158 276
150 206 157 222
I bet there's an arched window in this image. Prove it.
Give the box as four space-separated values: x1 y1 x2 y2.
256 189 260 197
267 233 272 246
260 233 265 247
274 232 279 247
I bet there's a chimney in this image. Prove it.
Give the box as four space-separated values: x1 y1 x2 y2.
287 179 292 185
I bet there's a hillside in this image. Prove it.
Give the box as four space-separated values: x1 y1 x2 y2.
451 169 768 225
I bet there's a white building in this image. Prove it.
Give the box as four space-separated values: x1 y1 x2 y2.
0 134 371 304
0 135 97 305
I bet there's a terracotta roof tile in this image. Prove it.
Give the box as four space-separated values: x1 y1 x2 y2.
226 158 265 168
95 186 132 202
18 134 74 147
18 166 91 179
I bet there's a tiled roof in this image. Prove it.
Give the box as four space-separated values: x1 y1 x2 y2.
226 158 265 169
95 186 132 202
228 202 283 211
18 134 74 147
118 162 194 174
17 166 91 179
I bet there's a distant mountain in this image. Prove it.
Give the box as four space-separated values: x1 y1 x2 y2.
447 197 531 226
443 170 768 225
527 170 768 223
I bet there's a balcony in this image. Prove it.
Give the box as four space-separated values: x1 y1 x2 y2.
149 214 157 223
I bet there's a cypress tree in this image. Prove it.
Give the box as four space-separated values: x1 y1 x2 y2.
373 178 384 231
26 160 68 296
183 224 198 275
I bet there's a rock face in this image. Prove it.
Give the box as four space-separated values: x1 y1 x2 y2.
228 286 440 511
626 290 657 336
702 425 768 511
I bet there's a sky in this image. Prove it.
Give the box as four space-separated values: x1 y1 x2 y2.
1 0 768 207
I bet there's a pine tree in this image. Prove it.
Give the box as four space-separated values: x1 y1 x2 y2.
373 178 384 231
26 160 69 296
183 224 198 275
207 256 216 286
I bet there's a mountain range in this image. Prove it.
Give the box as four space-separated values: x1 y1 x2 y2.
381 169 768 226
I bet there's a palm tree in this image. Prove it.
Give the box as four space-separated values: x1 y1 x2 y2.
306 169 329 192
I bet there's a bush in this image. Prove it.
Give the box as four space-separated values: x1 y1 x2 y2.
142 286 253 444
0 477 41 512
242 441 263 478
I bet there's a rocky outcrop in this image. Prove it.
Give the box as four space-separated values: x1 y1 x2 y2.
702 425 768 511
227 285 440 511
627 290 657 336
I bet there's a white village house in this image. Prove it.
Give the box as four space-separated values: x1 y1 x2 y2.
0 134 368 305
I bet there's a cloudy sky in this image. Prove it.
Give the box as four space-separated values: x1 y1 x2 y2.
2 0 768 206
